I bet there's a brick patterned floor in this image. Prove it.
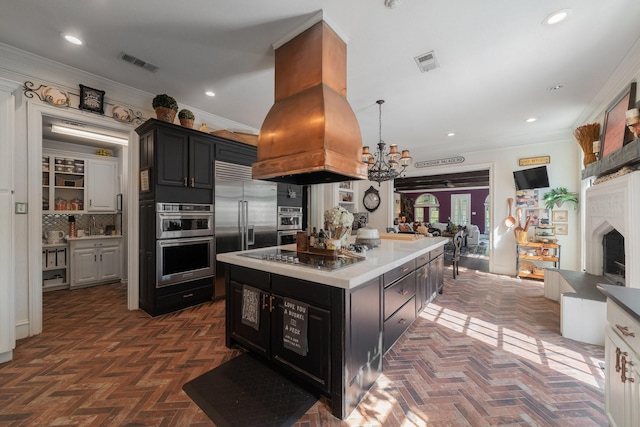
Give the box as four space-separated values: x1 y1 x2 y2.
0 262 605 426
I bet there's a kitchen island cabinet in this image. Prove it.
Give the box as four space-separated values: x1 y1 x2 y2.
218 236 447 419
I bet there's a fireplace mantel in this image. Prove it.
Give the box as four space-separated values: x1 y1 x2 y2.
582 139 640 179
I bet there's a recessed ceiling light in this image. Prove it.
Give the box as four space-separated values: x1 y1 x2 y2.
61 33 83 45
543 9 570 26
548 84 565 91
205 91 215 97
447 133 455 137
525 117 537 123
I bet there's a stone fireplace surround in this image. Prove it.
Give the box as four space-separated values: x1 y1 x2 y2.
585 170 640 288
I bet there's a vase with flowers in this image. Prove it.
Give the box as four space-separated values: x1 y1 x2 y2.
324 205 354 248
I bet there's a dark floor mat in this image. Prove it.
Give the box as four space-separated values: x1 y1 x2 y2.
182 353 317 427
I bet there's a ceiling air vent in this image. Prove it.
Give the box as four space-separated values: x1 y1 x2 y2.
119 52 159 73
414 50 439 73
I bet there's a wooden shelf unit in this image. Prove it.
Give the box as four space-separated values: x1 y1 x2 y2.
516 241 560 280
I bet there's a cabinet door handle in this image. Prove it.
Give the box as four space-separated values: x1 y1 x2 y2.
183 177 187 187
615 324 636 337
100 254 102 262
89 199 92 207
261 293 268 310
615 347 622 373
621 355 635 383
191 177 195 187
94 254 97 262
269 295 275 312
183 293 194 299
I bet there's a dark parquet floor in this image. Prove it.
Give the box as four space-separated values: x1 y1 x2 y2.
0 256 606 426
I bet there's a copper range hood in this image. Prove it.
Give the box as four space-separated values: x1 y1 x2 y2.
252 19 367 185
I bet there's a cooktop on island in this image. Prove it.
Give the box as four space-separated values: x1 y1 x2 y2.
239 248 364 271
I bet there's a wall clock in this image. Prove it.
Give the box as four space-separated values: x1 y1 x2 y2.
363 186 381 212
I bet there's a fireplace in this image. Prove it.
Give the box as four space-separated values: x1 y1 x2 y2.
603 229 625 285
585 170 640 288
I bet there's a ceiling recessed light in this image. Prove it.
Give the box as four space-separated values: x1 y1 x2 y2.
543 9 570 26
548 84 565 91
447 133 455 137
61 33 83 45
205 91 215 97
525 117 537 123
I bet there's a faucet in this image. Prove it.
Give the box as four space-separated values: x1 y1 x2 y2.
89 216 96 235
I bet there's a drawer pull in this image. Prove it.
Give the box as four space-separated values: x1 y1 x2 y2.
398 318 407 325
615 324 636 337
400 267 409 273
399 289 408 296
183 293 194 298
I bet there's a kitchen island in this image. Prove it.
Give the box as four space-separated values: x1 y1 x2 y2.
217 236 448 419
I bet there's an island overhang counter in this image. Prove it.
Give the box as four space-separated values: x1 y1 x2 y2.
217 236 448 419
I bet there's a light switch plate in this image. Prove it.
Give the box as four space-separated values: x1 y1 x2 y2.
15 202 28 214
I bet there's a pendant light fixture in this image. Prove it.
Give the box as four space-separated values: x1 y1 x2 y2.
362 100 412 185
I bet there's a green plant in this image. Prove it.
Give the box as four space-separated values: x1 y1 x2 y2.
543 187 579 210
151 94 178 111
178 109 195 120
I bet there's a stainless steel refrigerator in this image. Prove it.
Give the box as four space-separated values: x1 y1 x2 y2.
214 160 278 298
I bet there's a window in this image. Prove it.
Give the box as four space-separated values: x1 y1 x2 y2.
451 194 470 225
414 193 440 224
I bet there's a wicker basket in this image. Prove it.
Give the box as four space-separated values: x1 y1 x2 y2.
155 107 176 123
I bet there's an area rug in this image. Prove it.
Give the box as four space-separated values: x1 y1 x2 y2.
444 241 489 259
182 353 317 427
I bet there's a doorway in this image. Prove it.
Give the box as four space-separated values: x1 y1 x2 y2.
27 102 136 336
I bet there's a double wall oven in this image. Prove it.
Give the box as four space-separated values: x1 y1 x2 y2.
155 203 215 288
277 206 303 245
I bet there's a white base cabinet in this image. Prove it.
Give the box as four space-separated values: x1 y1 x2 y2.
605 298 640 427
70 237 122 289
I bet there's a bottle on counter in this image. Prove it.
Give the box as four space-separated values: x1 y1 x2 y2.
318 228 325 247
310 227 317 247
68 215 76 238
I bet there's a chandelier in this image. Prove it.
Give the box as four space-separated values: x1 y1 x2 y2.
362 100 412 185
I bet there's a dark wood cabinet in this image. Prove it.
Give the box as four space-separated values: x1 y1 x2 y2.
214 138 257 166
227 266 332 392
135 119 258 315
137 119 214 204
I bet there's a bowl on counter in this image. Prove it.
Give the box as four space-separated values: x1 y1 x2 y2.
355 227 381 247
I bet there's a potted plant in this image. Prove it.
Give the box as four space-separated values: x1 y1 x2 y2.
543 187 579 210
151 94 178 123
178 109 195 128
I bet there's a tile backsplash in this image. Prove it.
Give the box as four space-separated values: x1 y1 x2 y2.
43 214 118 239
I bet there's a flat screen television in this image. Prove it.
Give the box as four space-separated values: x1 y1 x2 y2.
513 166 549 190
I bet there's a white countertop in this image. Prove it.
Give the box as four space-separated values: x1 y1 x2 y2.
216 236 448 290
67 235 122 241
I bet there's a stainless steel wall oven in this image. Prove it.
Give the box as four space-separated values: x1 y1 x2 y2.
277 206 303 231
155 203 215 288
156 203 213 239
277 229 298 245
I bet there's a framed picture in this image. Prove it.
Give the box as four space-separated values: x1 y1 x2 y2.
140 168 150 193
555 223 568 235
78 84 105 114
524 208 550 227
601 82 637 159
515 189 539 208
552 210 568 223
338 181 352 190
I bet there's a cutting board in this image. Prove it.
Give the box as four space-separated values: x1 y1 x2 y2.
379 233 425 241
